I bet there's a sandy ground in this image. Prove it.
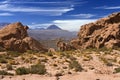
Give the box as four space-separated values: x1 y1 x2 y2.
60 72 120 80
1 72 120 80
0 50 120 80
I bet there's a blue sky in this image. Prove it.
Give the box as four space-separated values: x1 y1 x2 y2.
0 0 120 31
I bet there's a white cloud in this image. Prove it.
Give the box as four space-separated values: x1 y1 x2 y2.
1 0 11 3
95 6 120 9
29 19 97 31
1 1 72 4
53 19 97 31
28 23 52 29
70 14 95 18
0 0 85 5
0 4 74 16
104 6 120 9
0 13 13 16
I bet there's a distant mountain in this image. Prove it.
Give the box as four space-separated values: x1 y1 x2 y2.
33 28 45 30
47 25 62 30
28 29 77 40
0 22 10 28
28 24 77 40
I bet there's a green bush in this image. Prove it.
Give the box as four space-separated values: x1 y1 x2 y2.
30 64 46 75
6 64 13 70
16 63 46 75
69 60 83 72
0 70 13 75
7 51 21 57
0 58 8 63
0 47 4 52
46 52 53 56
26 50 38 54
16 67 30 75
114 67 120 73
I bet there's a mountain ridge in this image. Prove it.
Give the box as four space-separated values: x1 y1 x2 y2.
46 25 62 30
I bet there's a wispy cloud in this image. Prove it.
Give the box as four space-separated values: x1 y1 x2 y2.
0 0 12 4
0 0 85 5
95 6 120 9
70 14 95 18
0 0 74 16
0 4 73 12
1 1 72 4
28 23 51 29
0 13 13 16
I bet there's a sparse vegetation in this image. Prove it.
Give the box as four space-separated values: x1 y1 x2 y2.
100 57 114 66
0 70 13 75
0 47 4 52
16 63 46 75
16 67 30 75
0 58 8 63
69 60 83 72
30 63 46 75
7 51 21 57
6 64 13 70
83 47 113 53
0 47 120 77
46 52 53 56
114 67 120 73
26 50 38 54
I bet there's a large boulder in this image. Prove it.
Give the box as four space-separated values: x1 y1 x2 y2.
0 22 47 52
71 12 120 49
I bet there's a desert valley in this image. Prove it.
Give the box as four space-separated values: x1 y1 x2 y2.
0 12 120 80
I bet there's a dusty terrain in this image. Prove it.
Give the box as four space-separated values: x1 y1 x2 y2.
0 49 120 80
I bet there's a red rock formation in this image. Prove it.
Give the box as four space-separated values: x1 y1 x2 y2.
0 22 47 52
71 12 120 49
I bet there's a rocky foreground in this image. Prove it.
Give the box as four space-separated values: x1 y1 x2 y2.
0 49 120 80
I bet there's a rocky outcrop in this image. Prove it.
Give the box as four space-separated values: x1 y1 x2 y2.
71 12 120 49
0 22 47 52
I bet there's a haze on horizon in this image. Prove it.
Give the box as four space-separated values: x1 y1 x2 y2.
0 0 120 31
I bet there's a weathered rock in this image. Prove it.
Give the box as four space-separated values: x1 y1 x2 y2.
56 40 76 51
71 12 120 49
0 22 47 52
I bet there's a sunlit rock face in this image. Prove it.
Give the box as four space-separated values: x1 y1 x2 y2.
71 12 120 49
0 22 47 52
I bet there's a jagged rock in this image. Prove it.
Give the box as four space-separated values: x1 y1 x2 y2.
0 22 47 52
71 12 120 49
